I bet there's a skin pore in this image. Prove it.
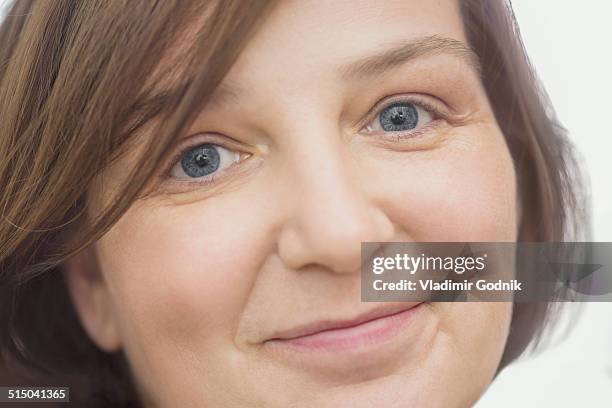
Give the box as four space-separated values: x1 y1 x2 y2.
65 1 517 407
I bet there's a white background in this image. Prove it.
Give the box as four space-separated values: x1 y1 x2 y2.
478 1 612 407
1 0 611 406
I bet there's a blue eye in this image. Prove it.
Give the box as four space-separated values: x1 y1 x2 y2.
365 101 434 135
180 144 220 178
379 103 419 131
170 143 240 180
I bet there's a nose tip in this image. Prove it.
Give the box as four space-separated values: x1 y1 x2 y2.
277 194 395 274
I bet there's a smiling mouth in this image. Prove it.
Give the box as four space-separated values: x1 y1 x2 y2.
265 302 424 353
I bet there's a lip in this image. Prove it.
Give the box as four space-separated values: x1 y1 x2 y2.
265 302 423 352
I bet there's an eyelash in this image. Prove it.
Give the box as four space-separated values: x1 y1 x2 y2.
159 94 450 190
358 94 448 139
159 135 248 189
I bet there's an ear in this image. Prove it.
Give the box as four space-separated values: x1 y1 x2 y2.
63 246 122 353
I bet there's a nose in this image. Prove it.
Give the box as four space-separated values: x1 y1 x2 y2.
277 144 395 275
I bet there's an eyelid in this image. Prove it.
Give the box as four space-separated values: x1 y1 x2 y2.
356 93 451 133
160 133 250 181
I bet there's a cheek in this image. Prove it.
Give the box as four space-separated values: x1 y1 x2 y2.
434 302 513 403
359 125 516 398
95 197 268 356
367 125 518 241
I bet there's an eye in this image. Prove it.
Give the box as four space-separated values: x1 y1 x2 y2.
365 102 434 134
170 143 240 180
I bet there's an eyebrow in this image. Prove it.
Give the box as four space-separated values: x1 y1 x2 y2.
124 79 244 135
127 35 479 134
203 80 244 110
339 35 481 79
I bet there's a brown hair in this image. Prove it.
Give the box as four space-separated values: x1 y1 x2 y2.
0 0 587 405
460 0 588 366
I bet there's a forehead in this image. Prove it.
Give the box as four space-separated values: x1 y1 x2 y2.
138 0 470 120
225 0 467 84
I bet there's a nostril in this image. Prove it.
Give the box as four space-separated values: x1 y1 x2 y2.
276 202 394 274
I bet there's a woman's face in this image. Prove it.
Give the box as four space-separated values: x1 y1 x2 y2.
68 0 518 406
